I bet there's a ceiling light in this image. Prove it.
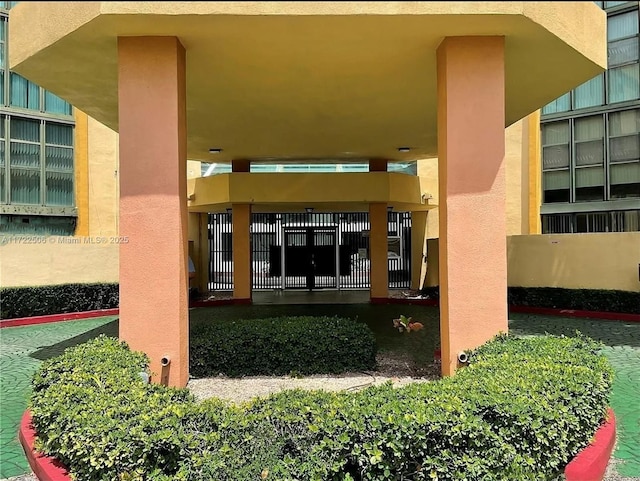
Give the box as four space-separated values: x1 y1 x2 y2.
397 147 411 153
209 148 223 154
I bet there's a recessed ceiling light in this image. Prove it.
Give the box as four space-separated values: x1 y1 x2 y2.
209 148 223 154
397 147 411 153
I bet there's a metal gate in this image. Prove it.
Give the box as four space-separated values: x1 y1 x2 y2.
208 211 412 291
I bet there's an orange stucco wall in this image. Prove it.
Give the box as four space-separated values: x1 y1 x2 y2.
117 37 189 387
437 36 508 376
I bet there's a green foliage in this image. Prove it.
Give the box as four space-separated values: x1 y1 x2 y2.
30 333 613 481
189 316 378 377
0 283 119 319
507 286 639 314
419 286 640 314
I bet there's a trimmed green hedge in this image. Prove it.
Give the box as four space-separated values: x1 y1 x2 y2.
0 283 119 319
190 316 377 377
420 286 639 314
30 333 612 481
507 287 639 314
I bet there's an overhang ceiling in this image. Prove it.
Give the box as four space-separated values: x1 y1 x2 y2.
9 2 606 163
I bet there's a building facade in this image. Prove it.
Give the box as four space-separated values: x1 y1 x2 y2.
540 1 640 233
0 1 77 236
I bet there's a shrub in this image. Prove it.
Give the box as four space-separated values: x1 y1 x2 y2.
189 316 378 377
507 287 639 314
30 333 612 481
419 286 639 314
0 283 119 319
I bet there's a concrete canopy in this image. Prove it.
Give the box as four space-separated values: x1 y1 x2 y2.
10 2 605 163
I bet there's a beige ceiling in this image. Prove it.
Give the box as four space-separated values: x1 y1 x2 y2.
10 2 606 163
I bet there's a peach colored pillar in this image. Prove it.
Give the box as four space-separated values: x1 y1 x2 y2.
369 203 389 300
437 36 507 376
118 37 188 387
232 204 252 302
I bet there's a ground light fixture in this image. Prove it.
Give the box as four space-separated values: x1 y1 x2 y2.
305 207 314 213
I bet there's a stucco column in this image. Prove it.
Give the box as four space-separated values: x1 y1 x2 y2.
369 203 388 300
410 211 428 290
232 203 252 302
437 36 507 376
118 37 188 387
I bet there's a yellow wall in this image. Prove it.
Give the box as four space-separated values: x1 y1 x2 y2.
508 232 640 292
425 233 640 292
0 241 119 287
1 114 120 288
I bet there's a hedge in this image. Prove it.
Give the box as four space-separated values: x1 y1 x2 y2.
0 283 119 319
30 332 612 481
419 286 639 314
190 316 378 377
507 287 639 314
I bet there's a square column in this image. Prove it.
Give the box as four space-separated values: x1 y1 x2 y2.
118 37 188 387
232 203 252 302
369 202 389 300
437 36 507 376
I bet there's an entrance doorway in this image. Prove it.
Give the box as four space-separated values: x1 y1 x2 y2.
283 228 337 290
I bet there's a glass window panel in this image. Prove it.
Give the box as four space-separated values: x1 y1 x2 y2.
0 23 5 71
45 123 73 146
44 91 73 116
608 64 640 103
542 121 570 144
45 146 73 171
611 162 640 184
576 140 604 165
608 11 639 41
609 109 640 135
542 93 571 115
10 142 40 168
10 168 40 204
543 145 570 169
0 168 4 204
0 115 4 138
10 118 39 142
0 71 3 106
45 172 73 206
608 37 639 66
575 116 604 140
10 73 40 110
605 1 629 8
593 1 603 7
573 75 604 108
544 170 570 189
610 134 640 162
576 166 605 187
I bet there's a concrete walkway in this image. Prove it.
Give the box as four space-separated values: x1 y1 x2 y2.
1 310 638 480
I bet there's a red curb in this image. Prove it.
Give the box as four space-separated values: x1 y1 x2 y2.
19 411 70 481
509 305 640 323
0 308 120 328
565 408 617 481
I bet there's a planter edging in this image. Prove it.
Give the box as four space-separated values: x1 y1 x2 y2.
565 408 617 481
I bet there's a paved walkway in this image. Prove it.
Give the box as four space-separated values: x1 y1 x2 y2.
0 311 638 480
0 317 118 479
